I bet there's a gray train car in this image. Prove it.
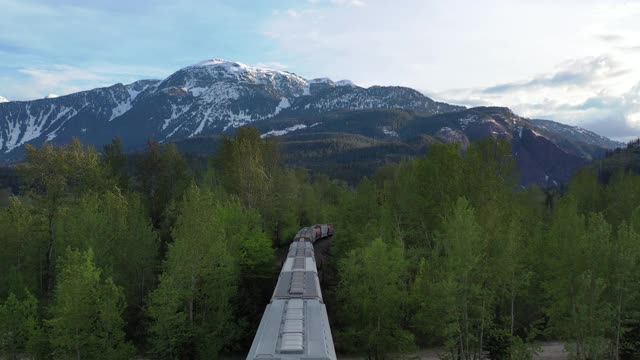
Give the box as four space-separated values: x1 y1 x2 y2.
246 228 336 360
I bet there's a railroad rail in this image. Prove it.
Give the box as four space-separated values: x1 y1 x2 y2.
246 225 337 360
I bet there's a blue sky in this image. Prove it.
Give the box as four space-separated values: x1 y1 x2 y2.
1 0 640 140
0 0 303 99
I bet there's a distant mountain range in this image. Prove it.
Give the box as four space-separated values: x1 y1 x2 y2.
0 59 624 185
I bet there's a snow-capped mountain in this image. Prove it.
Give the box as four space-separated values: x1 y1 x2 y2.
0 59 462 159
0 79 160 157
0 96 8 103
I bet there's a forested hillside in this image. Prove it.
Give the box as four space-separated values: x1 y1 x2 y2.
1 130 640 360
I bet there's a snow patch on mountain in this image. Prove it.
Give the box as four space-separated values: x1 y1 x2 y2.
45 94 58 99
458 114 504 130
110 101 133 121
274 97 290 114
261 124 307 138
125 81 156 100
188 82 241 102
0 103 79 152
336 80 355 87
309 78 334 85
189 87 207 97
108 88 135 122
382 126 399 137
45 106 78 142
163 104 193 131
221 110 256 131
0 96 9 103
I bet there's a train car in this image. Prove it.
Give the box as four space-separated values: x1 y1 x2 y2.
320 224 328 237
296 227 317 242
294 224 333 243
307 227 316 242
247 237 336 360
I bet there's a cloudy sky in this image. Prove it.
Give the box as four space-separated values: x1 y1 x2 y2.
1 0 640 140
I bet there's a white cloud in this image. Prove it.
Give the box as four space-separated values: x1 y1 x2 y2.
4 63 169 101
330 0 366 7
306 0 366 6
262 0 640 140
254 61 289 70
431 56 640 140
628 111 640 128
6 65 109 100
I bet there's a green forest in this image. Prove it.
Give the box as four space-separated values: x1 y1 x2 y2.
2 127 640 360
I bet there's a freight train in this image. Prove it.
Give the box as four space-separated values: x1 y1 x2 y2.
293 224 334 242
246 224 336 360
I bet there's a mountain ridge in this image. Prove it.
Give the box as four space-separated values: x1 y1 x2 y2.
0 59 465 160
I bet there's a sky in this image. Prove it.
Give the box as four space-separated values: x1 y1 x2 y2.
1 0 640 140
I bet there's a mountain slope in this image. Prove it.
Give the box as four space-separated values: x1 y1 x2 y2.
530 119 623 153
592 139 640 182
178 106 618 185
0 80 160 159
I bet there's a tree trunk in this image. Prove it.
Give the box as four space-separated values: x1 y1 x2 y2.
190 272 196 324
615 292 622 360
511 287 515 336
465 300 471 360
75 328 81 360
479 299 485 360
459 331 465 360
45 212 55 301
141 270 145 304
